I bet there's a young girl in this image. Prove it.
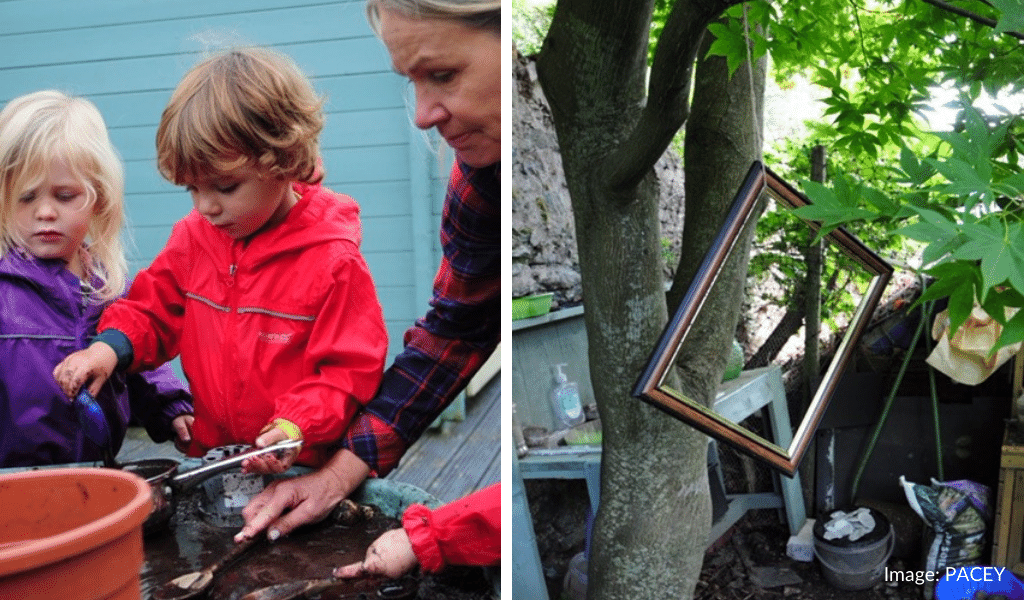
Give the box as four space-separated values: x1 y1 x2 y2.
0 90 193 467
54 48 388 472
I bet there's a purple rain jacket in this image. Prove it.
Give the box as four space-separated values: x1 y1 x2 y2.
0 250 193 467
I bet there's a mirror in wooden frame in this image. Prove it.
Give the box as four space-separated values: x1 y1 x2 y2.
632 161 893 476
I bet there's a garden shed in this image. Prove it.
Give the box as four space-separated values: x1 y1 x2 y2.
0 0 450 364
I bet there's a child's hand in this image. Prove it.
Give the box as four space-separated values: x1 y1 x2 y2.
171 414 194 453
53 343 118 398
333 528 418 579
242 421 302 475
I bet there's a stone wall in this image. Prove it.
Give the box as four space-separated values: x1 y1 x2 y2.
511 51 686 309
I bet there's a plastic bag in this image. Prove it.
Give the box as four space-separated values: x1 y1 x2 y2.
822 506 877 541
926 304 1020 385
901 477 992 599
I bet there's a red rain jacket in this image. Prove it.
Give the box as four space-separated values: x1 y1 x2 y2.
99 181 387 466
403 483 500 572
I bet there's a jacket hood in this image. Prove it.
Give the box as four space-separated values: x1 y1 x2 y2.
186 181 363 270
284 180 362 248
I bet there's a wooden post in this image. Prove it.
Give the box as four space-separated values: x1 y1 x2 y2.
1014 345 1024 403
802 146 826 410
799 145 826 514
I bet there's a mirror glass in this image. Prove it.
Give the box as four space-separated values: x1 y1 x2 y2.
633 162 893 476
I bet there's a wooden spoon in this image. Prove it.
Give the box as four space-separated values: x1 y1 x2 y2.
153 534 262 600
238 574 417 600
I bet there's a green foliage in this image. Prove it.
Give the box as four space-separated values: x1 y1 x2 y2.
746 200 874 329
710 0 1024 353
661 237 680 271
797 103 1024 350
991 0 1024 34
704 2 774 77
512 0 555 56
523 0 1024 352
706 0 1023 158
648 0 672 65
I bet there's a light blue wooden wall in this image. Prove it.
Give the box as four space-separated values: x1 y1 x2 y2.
0 0 450 363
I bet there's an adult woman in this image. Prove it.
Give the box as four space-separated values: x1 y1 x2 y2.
237 0 501 578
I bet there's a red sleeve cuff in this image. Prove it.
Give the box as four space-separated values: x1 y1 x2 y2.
400 484 501 573
403 504 445 572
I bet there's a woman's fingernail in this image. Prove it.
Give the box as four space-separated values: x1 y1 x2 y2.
268 529 280 542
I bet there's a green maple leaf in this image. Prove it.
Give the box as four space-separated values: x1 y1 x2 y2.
990 0 1024 34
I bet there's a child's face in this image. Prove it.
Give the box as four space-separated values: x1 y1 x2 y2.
183 162 296 241
380 9 501 168
14 158 92 278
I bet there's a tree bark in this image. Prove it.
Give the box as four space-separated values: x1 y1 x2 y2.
745 304 805 370
536 0 761 597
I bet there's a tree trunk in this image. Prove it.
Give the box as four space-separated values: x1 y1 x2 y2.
744 302 805 370
536 0 761 597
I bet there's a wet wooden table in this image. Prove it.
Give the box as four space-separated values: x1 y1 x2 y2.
142 493 401 600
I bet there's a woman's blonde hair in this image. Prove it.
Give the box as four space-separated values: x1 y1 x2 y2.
156 47 325 186
0 90 127 301
365 0 501 36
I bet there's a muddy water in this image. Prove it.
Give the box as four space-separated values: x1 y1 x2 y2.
142 492 403 600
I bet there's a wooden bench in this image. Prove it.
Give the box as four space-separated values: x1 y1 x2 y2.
509 305 807 600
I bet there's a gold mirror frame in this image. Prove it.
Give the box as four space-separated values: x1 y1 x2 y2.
633 162 893 476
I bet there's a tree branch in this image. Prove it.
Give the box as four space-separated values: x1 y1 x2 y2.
919 0 1024 40
601 0 740 197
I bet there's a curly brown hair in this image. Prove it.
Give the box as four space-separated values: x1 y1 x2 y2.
156 46 324 186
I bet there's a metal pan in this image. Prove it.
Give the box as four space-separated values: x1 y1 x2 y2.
121 439 303 535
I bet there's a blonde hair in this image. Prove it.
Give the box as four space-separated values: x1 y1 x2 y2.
365 0 501 36
0 90 127 301
156 47 325 185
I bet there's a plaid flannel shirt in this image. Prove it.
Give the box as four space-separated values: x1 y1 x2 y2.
342 159 500 475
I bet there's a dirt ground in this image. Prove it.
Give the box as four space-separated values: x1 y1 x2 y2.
530 479 957 600
697 512 929 600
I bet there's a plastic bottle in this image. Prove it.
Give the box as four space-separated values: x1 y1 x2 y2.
550 363 584 429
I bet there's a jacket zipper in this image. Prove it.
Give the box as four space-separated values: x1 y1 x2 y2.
79 280 91 347
225 246 241 439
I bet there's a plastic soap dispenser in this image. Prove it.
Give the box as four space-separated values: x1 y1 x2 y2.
550 363 584 429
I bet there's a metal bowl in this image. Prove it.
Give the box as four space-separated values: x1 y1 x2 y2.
121 458 180 536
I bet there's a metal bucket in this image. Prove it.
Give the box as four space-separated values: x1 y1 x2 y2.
814 507 895 591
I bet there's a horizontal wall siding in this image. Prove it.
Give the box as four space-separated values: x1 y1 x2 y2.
0 0 448 362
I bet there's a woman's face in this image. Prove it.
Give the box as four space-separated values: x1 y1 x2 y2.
380 9 501 168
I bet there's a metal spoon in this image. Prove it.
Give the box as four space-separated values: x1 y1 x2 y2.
167 438 303 492
153 534 263 600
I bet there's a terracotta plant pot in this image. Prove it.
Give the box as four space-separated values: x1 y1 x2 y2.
0 468 152 600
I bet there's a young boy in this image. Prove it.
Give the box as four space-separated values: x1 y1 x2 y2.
54 47 387 471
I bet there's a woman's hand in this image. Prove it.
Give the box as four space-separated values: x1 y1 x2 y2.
235 449 370 543
52 342 118 398
334 528 419 579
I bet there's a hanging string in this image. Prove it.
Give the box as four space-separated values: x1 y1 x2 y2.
741 3 767 177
